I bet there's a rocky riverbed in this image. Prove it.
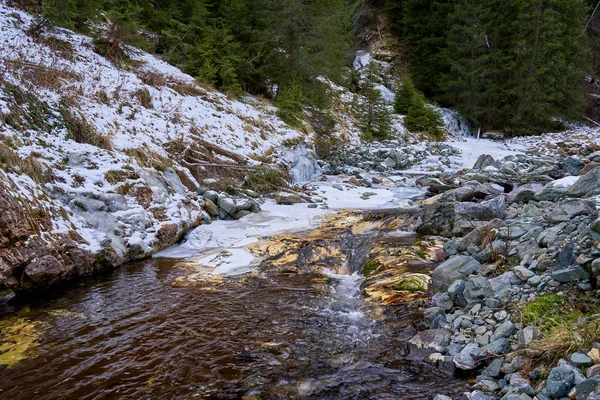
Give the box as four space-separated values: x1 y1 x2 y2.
408 150 600 400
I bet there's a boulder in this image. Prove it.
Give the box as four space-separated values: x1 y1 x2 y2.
417 202 456 238
575 378 600 400
562 157 585 175
492 320 515 341
276 193 303 205
453 343 481 370
219 197 238 216
455 196 506 221
202 198 219 217
473 154 496 170
432 256 482 292
545 366 575 398
24 255 63 284
506 183 543 204
568 167 600 197
483 272 514 299
551 266 588 283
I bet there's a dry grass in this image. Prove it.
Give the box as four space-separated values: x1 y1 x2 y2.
105 169 140 185
134 88 152 109
124 147 172 171
31 34 75 60
0 142 47 183
5 59 80 90
60 107 112 150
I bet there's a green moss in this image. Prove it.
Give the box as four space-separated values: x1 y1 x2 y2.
361 260 381 277
392 277 427 292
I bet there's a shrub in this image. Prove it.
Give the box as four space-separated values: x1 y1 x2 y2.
134 88 152 109
394 78 419 114
245 166 287 194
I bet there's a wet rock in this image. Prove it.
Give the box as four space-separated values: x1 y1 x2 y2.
455 196 506 221
545 366 575 397
24 255 63 284
474 155 496 170
408 329 452 361
418 202 456 238
432 256 482 292
155 223 180 250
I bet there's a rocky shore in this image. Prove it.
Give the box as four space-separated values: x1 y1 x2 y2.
408 152 600 399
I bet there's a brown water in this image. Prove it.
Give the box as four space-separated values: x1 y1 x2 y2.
0 257 466 399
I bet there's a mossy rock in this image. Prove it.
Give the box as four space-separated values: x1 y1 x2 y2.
392 273 430 292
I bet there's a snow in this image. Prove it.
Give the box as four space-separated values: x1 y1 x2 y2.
551 176 579 188
285 145 322 183
353 51 372 70
445 137 525 171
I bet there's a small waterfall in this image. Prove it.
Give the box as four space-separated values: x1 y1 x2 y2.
285 145 322 184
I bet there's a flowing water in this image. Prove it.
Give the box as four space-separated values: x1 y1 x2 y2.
0 219 467 399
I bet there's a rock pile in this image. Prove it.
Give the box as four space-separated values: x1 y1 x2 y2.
410 153 600 399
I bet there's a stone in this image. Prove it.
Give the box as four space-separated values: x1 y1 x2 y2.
202 190 219 204
557 242 577 270
24 255 63 284
492 321 515 341
483 338 510 355
202 198 219 217
447 280 467 307
432 292 454 311
464 276 488 303
432 256 482 292
433 395 453 400
568 167 600 197
218 197 237 216
501 355 526 374
551 266 588 283
482 358 503 378
408 329 452 361
588 365 600 379
453 343 481 370
455 196 506 221
417 202 456 238
563 157 585 175
473 154 496 170
545 366 575 398
484 272 514 299
517 326 538 346
588 348 600 364
513 265 535 281
233 210 251 220
575 378 600 400
506 183 543 204
276 193 302 205
570 352 593 367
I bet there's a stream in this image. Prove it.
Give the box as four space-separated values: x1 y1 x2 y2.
0 179 468 399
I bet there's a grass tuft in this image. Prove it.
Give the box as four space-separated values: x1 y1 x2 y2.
245 167 287 194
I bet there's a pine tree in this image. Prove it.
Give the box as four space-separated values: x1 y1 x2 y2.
511 0 590 134
404 91 445 140
356 63 392 141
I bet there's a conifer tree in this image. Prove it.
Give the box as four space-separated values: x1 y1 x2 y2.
356 63 392 140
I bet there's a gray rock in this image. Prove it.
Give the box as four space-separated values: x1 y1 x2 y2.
506 183 543 204
492 321 515 341
433 396 453 400
447 280 467 307
432 256 482 292
513 265 535 281
455 196 506 221
575 378 600 400
482 358 503 378
570 352 593 367
417 202 456 238
551 266 588 283
218 197 237 216
432 292 454 311
483 338 510 355
563 157 585 175
453 343 481 370
474 154 496 170
277 193 302 205
484 272 514 299
501 355 526 374
517 326 538 346
545 366 575 398
557 242 577 270
568 167 600 197
464 276 488 303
